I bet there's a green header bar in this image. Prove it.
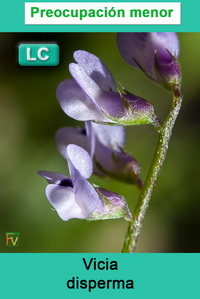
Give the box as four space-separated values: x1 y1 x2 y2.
0 0 200 32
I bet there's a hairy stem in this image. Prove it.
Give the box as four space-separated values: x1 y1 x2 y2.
122 86 182 253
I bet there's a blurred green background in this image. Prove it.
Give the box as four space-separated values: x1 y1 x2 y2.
0 33 199 252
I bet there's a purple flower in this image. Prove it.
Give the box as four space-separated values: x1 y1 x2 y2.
117 32 181 90
38 144 131 221
56 122 142 187
56 50 157 126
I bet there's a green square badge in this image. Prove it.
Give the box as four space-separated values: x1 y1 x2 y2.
18 44 59 66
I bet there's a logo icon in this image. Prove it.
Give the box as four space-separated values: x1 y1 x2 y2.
6 232 20 246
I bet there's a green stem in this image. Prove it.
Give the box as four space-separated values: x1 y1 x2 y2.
122 86 182 253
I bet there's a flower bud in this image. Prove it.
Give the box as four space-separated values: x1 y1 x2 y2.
117 32 181 91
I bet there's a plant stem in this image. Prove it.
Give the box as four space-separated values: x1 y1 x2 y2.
122 86 182 253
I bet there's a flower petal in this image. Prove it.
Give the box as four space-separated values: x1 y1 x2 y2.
85 121 95 157
154 32 179 59
117 33 149 69
69 63 102 104
56 127 88 159
72 170 102 217
69 63 121 120
38 170 72 187
66 144 93 179
66 145 101 216
73 50 116 91
91 122 125 150
56 78 106 122
46 184 85 220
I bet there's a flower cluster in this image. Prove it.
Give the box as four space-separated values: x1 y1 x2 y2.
38 32 181 223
